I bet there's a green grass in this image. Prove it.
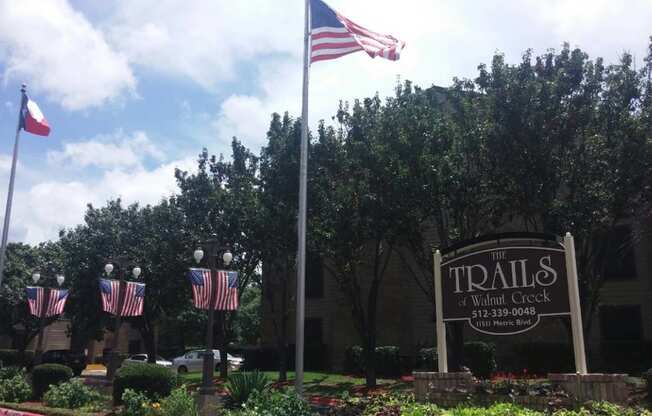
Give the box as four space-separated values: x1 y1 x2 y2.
178 370 412 397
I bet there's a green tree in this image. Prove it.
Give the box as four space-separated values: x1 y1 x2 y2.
0 241 64 355
258 113 302 381
174 139 262 378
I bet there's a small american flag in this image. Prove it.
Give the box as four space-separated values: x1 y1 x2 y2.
188 268 212 309
215 270 238 311
26 286 44 317
100 278 120 315
45 289 69 317
120 282 145 316
310 0 405 63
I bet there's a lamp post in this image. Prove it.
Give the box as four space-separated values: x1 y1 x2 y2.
32 272 65 365
193 239 232 395
104 256 141 380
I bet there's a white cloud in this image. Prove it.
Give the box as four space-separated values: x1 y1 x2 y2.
0 0 135 110
4 155 196 244
213 96 271 148
106 0 299 89
47 130 165 169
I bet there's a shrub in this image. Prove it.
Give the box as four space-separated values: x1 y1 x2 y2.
113 363 176 404
160 386 198 416
463 342 496 379
43 378 102 410
344 346 365 374
31 363 73 399
120 388 152 416
225 370 270 406
376 346 401 377
235 390 312 416
344 345 401 377
0 366 24 381
416 348 438 370
0 374 32 402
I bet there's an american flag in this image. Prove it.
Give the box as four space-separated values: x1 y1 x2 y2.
45 289 69 317
26 286 44 317
120 282 145 316
310 0 405 63
188 268 212 309
215 270 238 311
100 278 120 315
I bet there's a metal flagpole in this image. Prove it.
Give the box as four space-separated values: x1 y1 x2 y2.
295 0 311 397
433 249 448 373
0 84 27 286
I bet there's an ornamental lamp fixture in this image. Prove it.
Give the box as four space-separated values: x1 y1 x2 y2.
31 273 40 284
222 250 233 266
56 274 65 286
104 263 114 276
193 248 204 264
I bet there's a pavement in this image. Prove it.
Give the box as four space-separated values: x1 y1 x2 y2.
81 363 107 377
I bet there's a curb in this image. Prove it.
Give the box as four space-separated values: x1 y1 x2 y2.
0 409 43 416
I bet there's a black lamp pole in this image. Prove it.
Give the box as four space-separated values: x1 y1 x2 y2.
105 255 133 381
32 273 64 365
196 238 232 395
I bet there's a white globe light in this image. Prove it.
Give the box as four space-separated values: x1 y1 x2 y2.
222 251 233 266
193 249 204 264
56 274 65 286
31 273 40 284
132 267 141 278
104 263 114 275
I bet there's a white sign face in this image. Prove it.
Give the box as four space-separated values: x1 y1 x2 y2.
441 246 570 335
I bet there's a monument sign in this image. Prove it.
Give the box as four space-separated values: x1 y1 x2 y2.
433 233 587 374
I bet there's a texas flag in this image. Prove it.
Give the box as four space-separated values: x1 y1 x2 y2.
20 94 50 136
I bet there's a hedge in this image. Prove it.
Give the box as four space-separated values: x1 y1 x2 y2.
0 349 34 368
113 363 176 404
241 344 329 372
463 342 497 378
415 342 496 378
344 345 402 377
31 364 73 399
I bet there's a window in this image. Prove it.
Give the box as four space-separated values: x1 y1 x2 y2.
305 318 323 346
599 305 642 341
604 225 636 280
306 252 324 299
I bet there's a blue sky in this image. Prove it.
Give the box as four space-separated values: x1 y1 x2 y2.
0 0 650 243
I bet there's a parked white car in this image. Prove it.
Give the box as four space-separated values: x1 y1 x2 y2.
172 349 244 373
122 354 173 368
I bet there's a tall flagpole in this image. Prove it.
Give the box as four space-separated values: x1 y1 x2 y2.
295 0 310 397
0 84 26 286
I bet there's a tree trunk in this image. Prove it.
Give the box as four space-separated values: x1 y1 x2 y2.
278 271 288 381
278 339 287 382
364 336 377 388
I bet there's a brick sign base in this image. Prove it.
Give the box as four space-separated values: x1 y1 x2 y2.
414 371 630 409
548 373 629 404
